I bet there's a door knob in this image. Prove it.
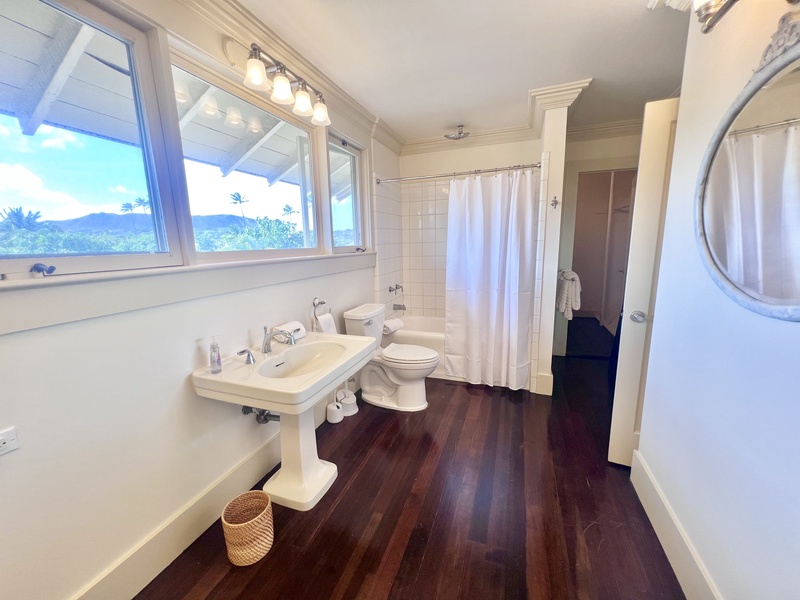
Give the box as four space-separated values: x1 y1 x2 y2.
629 310 647 323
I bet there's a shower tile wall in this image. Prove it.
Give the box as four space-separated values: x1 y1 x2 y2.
401 179 450 317
373 178 404 317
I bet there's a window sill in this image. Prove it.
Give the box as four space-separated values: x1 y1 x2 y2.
0 251 376 335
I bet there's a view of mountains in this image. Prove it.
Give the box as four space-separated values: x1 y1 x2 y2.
42 213 259 234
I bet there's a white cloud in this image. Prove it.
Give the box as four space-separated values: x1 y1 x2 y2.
109 184 139 196
40 128 83 150
0 163 112 221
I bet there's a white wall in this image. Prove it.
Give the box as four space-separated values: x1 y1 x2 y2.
635 4 800 598
399 139 540 177
0 267 373 600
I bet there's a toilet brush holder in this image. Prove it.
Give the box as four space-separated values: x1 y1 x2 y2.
337 389 358 416
326 402 344 423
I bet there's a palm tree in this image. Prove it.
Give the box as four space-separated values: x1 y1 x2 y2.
281 204 298 220
121 202 136 234
230 192 249 228
134 197 150 215
0 207 43 231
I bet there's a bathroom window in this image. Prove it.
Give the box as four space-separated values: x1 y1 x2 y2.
329 137 363 250
173 66 318 258
0 0 182 278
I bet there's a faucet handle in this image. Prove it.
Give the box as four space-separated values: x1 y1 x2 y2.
237 349 256 364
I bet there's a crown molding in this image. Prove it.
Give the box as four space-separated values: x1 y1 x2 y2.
401 126 537 156
528 78 593 137
566 119 643 143
372 118 405 155
172 0 378 137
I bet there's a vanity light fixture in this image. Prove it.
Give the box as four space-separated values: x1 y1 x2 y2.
311 93 331 127
292 81 314 117
243 42 331 126
694 0 800 33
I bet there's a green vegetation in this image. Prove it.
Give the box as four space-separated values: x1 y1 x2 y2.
0 205 308 256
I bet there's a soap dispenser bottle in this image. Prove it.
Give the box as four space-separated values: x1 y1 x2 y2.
209 337 222 374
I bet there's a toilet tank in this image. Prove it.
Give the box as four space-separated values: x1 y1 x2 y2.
343 303 386 344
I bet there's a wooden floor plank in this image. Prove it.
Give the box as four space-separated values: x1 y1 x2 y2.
136 356 684 600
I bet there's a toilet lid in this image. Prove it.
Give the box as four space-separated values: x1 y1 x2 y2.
380 343 438 364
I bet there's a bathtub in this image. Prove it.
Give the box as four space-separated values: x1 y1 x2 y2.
383 315 461 381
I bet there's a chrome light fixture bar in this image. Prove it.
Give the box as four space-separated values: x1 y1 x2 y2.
695 0 800 33
243 43 331 126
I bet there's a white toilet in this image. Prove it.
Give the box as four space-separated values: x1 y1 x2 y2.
343 303 439 412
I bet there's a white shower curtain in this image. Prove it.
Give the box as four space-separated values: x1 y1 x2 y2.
444 169 541 390
705 126 800 301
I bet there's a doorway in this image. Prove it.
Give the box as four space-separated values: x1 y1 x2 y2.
571 169 637 334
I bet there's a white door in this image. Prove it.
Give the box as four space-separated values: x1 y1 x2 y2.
608 98 679 466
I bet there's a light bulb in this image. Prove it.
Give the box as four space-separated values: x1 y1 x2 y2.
244 58 271 91
224 106 244 128
247 116 262 134
201 95 220 119
312 97 331 127
271 71 294 105
293 88 314 116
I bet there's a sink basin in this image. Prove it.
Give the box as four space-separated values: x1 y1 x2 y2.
192 332 376 415
191 330 377 511
258 341 347 379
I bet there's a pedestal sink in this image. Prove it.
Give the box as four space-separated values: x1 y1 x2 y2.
192 332 376 510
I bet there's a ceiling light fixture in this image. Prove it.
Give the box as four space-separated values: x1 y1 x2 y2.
694 0 800 33
243 43 331 127
444 125 470 141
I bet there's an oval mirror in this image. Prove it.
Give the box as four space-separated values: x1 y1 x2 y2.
696 13 800 320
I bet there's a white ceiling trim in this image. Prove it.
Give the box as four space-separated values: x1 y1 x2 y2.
566 119 644 143
401 126 536 156
371 118 404 155
528 78 593 137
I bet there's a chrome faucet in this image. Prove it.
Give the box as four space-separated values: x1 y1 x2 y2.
262 326 299 354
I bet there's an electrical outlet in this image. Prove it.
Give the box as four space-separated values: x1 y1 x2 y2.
0 426 20 456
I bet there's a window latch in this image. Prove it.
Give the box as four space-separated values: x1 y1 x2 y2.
30 263 56 276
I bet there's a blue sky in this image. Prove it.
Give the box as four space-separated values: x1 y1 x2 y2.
0 113 354 229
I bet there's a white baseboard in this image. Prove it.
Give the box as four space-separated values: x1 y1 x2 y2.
73 431 281 600
630 451 722 600
535 370 554 395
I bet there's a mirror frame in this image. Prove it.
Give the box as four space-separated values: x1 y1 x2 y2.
695 12 800 321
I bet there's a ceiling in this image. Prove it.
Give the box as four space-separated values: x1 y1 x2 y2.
238 0 691 144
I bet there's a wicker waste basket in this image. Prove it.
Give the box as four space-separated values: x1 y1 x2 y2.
221 490 274 566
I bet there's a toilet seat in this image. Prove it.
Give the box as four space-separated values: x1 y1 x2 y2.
380 343 439 365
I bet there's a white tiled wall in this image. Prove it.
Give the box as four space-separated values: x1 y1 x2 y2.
401 178 450 317
372 178 405 318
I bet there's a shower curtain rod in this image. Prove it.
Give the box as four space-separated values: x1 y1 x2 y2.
729 117 800 137
376 162 541 185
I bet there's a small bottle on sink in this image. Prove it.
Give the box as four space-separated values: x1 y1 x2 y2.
209 337 222 374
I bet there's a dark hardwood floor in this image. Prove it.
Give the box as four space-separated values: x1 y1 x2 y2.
136 357 683 600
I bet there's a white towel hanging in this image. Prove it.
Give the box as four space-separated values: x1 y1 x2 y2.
556 270 582 320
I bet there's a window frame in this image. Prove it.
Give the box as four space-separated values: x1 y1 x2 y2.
169 54 324 264
0 0 185 279
328 134 365 254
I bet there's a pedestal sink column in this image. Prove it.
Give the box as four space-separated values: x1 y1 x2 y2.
262 408 337 511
